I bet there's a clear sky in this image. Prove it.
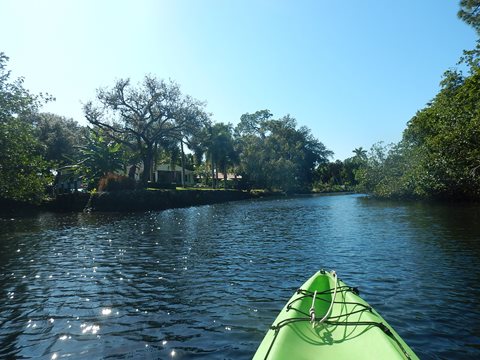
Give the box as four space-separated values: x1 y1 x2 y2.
0 0 477 160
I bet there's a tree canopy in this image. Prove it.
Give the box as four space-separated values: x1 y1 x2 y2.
235 111 332 192
348 1 480 200
84 76 210 184
356 45 480 200
0 53 53 204
29 112 87 166
76 130 125 189
458 0 480 35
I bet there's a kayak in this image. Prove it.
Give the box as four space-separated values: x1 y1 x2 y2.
253 270 419 360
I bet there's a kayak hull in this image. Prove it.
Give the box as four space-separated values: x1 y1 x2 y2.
253 270 419 360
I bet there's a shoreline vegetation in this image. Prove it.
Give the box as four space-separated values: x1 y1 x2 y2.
1 188 355 215
2 3 480 206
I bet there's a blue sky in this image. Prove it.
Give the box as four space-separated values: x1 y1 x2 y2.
0 0 477 160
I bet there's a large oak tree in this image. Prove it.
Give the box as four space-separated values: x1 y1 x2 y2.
84 76 209 184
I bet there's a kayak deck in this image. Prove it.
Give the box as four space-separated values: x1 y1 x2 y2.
253 270 419 360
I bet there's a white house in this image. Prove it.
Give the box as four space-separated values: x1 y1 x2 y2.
127 163 195 186
155 164 195 186
53 166 85 193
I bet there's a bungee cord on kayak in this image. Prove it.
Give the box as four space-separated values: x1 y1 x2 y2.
313 270 338 325
309 290 317 324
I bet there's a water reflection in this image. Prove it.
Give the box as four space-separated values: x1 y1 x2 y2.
0 195 479 358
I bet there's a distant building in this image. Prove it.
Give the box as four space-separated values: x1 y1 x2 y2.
216 172 242 181
53 167 84 194
126 163 195 186
155 164 195 186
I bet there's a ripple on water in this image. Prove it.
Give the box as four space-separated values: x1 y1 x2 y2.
1 195 480 359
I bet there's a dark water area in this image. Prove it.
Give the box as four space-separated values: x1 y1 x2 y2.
1 194 480 359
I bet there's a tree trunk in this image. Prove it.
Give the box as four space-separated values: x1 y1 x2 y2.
153 142 158 182
223 164 227 190
141 145 154 185
211 153 215 189
180 140 185 188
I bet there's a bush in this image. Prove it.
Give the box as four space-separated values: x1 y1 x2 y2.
98 173 136 192
313 182 348 193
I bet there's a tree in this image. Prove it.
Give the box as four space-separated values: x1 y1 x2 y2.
84 76 209 185
76 130 125 189
0 53 52 120
0 118 52 203
356 0 480 201
206 123 237 189
235 131 266 189
356 63 480 200
401 66 480 199
235 111 332 192
0 53 53 204
352 1 480 200
235 109 273 138
314 147 369 191
458 0 480 35
352 147 367 160
337 147 368 187
315 160 345 186
28 112 87 166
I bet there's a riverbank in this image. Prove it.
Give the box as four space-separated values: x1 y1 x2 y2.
42 189 276 212
1 188 354 215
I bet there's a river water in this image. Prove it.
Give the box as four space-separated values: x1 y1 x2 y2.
1 194 480 359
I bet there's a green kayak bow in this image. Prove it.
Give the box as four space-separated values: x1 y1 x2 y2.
253 270 419 360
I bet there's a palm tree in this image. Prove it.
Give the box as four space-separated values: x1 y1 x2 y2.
352 147 367 160
76 130 125 189
206 123 237 189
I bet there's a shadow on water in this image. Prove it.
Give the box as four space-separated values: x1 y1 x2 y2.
357 197 480 257
354 197 480 359
0 195 480 359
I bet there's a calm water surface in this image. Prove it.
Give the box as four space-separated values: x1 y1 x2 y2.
1 194 480 359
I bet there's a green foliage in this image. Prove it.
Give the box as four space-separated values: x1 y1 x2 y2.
29 112 87 166
77 130 125 189
235 109 273 137
314 148 368 191
0 118 52 203
358 64 480 200
0 53 53 204
316 160 346 187
355 143 427 199
402 66 480 199
313 182 347 193
458 0 480 35
354 0 480 201
235 112 332 192
84 76 210 184
206 123 237 189
0 53 53 120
